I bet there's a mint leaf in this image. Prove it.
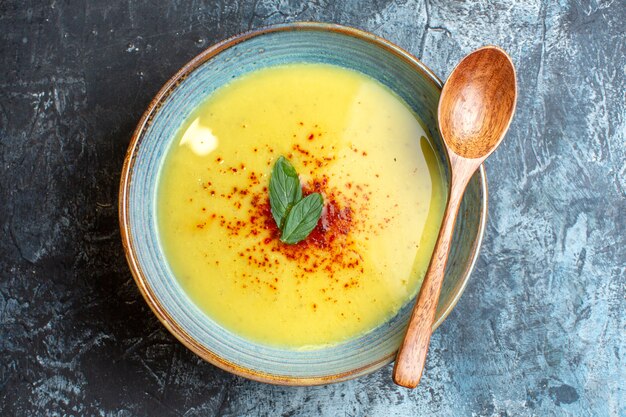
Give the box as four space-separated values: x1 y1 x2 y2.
269 156 302 229
268 156 324 244
280 193 324 244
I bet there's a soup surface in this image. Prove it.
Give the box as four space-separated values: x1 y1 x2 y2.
158 63 447 348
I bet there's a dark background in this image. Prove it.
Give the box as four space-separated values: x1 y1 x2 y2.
1 1 624 416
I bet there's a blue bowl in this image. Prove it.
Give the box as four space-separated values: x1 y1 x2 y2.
119 22 487 385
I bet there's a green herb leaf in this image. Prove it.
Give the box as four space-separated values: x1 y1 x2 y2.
269 156 303 229
280 193 324 245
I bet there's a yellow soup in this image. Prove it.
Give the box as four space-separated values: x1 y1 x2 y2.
158 63 447 348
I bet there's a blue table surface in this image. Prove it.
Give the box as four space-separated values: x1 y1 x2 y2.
1 1 624 416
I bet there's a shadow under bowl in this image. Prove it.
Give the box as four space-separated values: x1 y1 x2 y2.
119 22 487 386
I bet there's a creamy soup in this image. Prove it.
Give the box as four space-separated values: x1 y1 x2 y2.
158 63 447 348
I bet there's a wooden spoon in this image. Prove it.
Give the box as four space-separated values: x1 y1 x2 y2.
392 46 517 388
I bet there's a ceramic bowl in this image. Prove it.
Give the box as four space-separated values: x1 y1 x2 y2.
119 22 487 385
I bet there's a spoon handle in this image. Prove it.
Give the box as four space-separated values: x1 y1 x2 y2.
392 172 468 388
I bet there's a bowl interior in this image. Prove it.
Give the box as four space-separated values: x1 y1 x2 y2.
121 24 486 385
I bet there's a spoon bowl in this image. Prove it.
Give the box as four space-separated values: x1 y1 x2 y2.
393 46 517 388
439 46 517 160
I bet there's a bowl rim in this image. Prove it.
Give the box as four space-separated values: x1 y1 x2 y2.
119 21 488 386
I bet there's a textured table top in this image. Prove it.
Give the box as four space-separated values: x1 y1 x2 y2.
1 1 624 416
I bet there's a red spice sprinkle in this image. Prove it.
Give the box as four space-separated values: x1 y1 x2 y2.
195 159 386 288
308 133 314 140
293 144 310 156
